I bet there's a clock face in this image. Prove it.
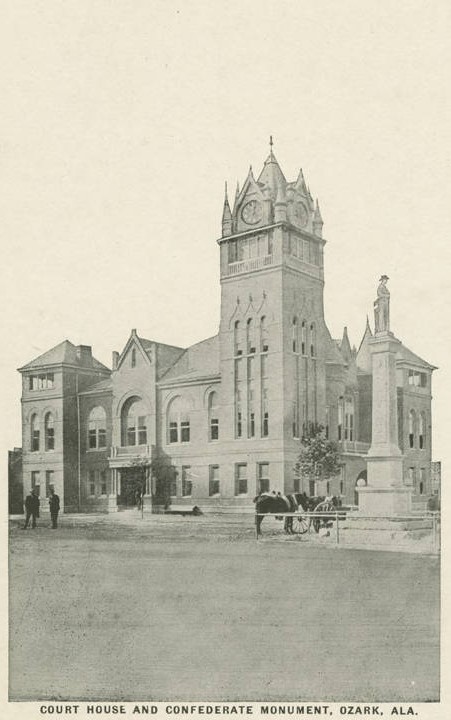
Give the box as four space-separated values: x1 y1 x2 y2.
241 199 263 225
294 202 308 227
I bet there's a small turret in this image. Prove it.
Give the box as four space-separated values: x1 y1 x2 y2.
313 199 323 238
222 182 233 236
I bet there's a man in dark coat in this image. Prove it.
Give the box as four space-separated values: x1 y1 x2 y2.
23 489 40 529
49 487 60 529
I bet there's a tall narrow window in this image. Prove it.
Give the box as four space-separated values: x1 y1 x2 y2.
100 470 108 495
208 391 219 440
419 412 425 449
338 400 343 441
234 321 243 356
89 406 107 449
248 357 255 437
45 412 55 451
409 410 415 449
88 469 96 496
292 317 298 352
31 470 40 490
261 353 269 437
258 463 270 493
209 465 220 496
31 414 40 452
228 240 237 263
235 358 244 438
301 321 307 355
260 316 269 352
235 464 248 495
131 348 137 368
292 402 299 438
181 466 192 497
344 398 354 441
310 323 316 357
325 407 330 439
247 318 256 353
419 468 426 495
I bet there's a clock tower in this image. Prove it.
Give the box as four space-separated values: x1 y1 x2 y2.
217 141 330 490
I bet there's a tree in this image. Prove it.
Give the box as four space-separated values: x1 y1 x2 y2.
294 423 342 494
129 457 178 516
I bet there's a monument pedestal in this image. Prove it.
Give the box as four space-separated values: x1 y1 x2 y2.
357 486 411 515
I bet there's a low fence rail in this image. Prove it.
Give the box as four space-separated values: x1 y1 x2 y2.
255 510 440 552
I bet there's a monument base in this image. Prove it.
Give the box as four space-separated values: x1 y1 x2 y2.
357 486 411 515
107 495 119 513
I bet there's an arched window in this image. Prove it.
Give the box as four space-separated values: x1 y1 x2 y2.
310 322 316 357
121 397 147 447
131 348 137 368
88 406 107 449
260 316 269 352
292 317 298 353
45 412 55 451
31 414 40 452
409 410 415 449
208 391 219 441
344 398 354 441
167 396 190 444
234 321 243 356
301 321 307 355
419 412 426 449
338 399 344 441
246 318 256 354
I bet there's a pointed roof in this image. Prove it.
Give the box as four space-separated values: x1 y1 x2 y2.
340 327 353 363
396 343 437 371
257 140 286 199
18 340 109 373
356 318 373 373
222 182 232 228
313 199 323 225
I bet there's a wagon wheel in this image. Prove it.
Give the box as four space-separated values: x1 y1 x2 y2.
291 514 310 534
313 501 334 533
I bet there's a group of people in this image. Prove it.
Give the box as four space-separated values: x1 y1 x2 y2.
23 487 60 530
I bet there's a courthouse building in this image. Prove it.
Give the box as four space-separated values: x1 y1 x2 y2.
17 146 436 513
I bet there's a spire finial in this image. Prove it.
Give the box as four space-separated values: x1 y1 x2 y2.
269 135 273 149
224 181 228 200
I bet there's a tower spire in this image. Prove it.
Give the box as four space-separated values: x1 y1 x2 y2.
221 181 233 237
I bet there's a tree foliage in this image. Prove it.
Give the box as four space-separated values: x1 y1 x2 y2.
294 423 342 483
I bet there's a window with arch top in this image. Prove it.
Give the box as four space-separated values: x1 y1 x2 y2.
301 320 307 355
31 413 40 452
260 316 269 352
208 391 219 441
419 412 426 449
310 322 316 357
292 317 298 353
408 410 415 449
45 412 55 451
88 406 107 449
246 318 256 354
121 397 147 447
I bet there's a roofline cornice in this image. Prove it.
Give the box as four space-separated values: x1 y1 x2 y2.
158 374 221 389
217 222 326 246
18 363 111 374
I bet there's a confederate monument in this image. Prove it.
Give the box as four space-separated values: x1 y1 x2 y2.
358 276 412 514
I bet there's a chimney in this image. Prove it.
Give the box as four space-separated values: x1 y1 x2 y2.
112 351 119 370
76 345 92 366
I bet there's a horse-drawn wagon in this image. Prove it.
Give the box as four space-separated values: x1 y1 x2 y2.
254 491 343 537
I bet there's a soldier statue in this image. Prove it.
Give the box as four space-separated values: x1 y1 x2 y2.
374 275 390 333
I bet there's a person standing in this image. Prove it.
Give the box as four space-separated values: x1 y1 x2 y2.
48 487 60 529
23 488 40 529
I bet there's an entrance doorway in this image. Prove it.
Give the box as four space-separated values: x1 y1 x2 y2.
119 468 145 507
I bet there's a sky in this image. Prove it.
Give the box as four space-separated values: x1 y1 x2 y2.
1 0 450 466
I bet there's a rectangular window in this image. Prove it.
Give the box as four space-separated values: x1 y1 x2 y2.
170 474 177 497
210 417 219 440
100 470 107 495
45 470 54 497
338 401 343 441
89 470 96 496
180 421 190 443
235 463 248 495
293 477 300 493
138 416 147 445
209 465 220 496
31 471 40 490
98 428 107 448
169 422 178 444
46 426 55 451
228 240 237 263
32 429 40 452
258 463 270 493
89 425 97 449
419 468 426 495
181 466 192 497
292 402 299 439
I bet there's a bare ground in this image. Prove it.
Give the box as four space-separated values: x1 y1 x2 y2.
8 512 440 702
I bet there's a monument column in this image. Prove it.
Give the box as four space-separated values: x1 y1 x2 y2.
358 276 411 515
